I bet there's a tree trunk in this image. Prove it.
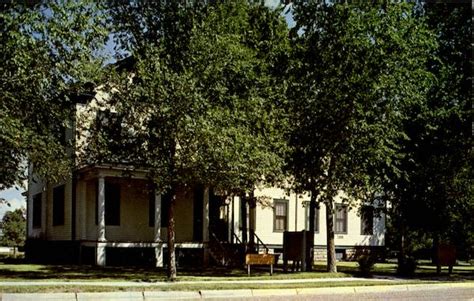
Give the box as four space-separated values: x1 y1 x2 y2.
433 233 440 274
307 188 318 271
167 187 177 281
398 221 406 263
326 199 337 273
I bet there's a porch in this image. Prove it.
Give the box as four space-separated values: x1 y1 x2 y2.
74 165 263 267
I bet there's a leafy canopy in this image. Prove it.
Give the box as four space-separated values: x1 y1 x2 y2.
0 0 109 189
89 1 290 195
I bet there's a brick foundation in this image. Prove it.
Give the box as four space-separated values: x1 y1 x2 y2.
312 246 385 262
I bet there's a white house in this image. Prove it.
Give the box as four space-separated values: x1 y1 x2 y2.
26 89 385 267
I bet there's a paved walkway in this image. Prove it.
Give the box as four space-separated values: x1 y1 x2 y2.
0 276 403 287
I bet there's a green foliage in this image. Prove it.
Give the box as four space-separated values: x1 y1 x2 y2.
384 3 472 260
357 254 376 276
94 1 290 194
289 2 436 272
0 209 26 248
397 256 417 276
90 1 290 279
290 2 436 200
0 0 109 189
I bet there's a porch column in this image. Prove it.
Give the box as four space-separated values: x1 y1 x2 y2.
96 176 106 266
154 192 163 267
202 187 210 266
230 196 235 243
76 180 87 240
227 199 231 243
249 196 256 252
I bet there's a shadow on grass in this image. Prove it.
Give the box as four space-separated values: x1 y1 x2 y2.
0 259 303 281
0 258 472 282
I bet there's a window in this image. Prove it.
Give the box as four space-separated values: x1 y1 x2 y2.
334 204 348 234
105 182 120 225
160 192 171 228
52 185 65 226
238 198 249 230
304 201 319 233
273 199 288 232
360 206 374 235
32 193 42 229
148 190 155 227
95 181 120 226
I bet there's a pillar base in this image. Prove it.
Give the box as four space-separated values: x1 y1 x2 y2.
96 243 106 266
155 244 163 267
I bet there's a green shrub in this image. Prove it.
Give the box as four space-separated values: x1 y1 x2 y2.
357 255 376 276
397 256 417 276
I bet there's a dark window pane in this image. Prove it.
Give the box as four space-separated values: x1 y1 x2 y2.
193 186 204 241
304 201 319 233
52 185 65 226
361 206 374 235
161 192 171 228
105 182 120 226
273 199 288 232
149 190 155 227
334 205 348 234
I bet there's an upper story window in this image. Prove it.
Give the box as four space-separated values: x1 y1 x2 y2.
273 199 288 232
52 185 65 226
360 206 374 235
304 201 319 233
334 204 348 234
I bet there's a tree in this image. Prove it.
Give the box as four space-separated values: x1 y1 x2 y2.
1 209 26 256
383 2 472 263
97 1 290 280
0 0 109 189
290 2 436 272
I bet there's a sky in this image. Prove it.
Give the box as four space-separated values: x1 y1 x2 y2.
0 187 25 219
0 1 295 220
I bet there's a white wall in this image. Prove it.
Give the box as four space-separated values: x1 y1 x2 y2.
238 187 385 248
81 179 194 242
27 171 45 239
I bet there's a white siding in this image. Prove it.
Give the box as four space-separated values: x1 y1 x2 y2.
80 179 194 243
46 179 73 240
249 187 385 248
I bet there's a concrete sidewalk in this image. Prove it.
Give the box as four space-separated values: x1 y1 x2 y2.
1 282 473 301
0 276 402 287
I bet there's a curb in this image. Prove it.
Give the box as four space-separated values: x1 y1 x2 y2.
2 282 473 300
2 293 76 301
199 289 252 299
77 292 143 301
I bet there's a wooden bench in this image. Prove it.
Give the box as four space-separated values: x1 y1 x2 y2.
245 253 279 276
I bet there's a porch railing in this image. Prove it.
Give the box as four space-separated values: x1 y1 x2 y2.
254 232 269 254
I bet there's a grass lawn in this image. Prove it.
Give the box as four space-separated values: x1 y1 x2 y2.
0 262 349 282
0 259 472 282
0 258 472 293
